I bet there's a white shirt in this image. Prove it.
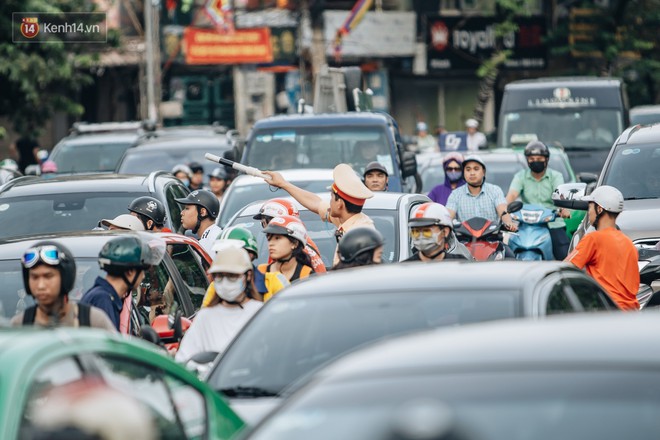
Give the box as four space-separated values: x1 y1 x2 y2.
175 300 263 363
199 223 223 258
466 131 487 151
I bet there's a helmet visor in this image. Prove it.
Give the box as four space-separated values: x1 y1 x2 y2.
137 233 167 266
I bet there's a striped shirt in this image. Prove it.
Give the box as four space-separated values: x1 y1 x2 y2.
446 182 506 223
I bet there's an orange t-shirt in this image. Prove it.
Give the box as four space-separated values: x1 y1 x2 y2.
565 227 639 310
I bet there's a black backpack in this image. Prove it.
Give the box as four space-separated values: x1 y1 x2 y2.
22 303 91 327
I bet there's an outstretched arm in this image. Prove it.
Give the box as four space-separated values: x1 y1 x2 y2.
262 171 323 214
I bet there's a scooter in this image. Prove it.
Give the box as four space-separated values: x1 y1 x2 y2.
637 248 660 309
506 202 556 260
454 216 505 261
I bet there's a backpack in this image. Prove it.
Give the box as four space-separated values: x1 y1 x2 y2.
22 303 91 327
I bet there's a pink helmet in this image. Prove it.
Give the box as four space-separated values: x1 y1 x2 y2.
253 198 299 220
442 152 464 168
41 160 58 173
262 214 308 245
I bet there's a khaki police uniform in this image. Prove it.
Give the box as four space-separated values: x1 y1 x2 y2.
317 164 375 265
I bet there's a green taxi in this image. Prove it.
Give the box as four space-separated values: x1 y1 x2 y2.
0 328 244 439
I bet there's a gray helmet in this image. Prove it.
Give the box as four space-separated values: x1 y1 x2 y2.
175 190 220 219
209 167 228 180
338 227 384 263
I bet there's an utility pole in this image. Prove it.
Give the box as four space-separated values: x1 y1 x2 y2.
144 0 161 122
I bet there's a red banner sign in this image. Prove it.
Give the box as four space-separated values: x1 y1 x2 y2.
183 27 273 65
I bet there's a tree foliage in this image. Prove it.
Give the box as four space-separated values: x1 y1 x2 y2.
0 0 107 134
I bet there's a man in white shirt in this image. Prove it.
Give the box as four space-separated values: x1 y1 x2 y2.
465 118 487 151
175 190 222 257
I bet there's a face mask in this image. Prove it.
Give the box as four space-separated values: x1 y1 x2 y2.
413 231 443 253
180 179 190 187
528 161 546 173
446 171 462 182
214 277 245 302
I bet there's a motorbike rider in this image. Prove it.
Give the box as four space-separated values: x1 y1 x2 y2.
446 154 517 231
175 190 222 257
403 202 469 262
208 167 229 202
428 152 465 206
263 163 375 266
127 196 171 232
188 161 206 191
253 197 326 273
12 241 116 331
506 141 569 259
175 246 263 363
172 164 193 189
333 227 384 270
363 161 389 192
99 214 145 231
565 185 640 310
80 234 166 331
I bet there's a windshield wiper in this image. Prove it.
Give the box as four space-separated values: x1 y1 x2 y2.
219 386 279 398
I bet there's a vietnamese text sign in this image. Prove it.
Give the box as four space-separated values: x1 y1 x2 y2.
183 27 273 64
427 15 546 72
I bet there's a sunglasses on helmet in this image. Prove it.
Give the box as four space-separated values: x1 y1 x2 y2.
22 245 62 269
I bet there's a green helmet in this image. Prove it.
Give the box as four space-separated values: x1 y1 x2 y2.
98 233 166 272
218 226 259 258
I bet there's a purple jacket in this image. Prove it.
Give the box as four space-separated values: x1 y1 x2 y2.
428 176 466 206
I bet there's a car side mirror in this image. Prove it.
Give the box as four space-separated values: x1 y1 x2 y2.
552 183 589 210
139 325 162 347
171 307 184 341
577 172 598 184
400 151 418 179
506 201 523 213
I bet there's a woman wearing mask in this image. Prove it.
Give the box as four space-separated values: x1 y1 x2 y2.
175 247 262 362
172 164 193 189
428 152 465 205
258 215 314 301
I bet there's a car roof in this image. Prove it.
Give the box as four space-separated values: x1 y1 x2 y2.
235 192 426 217
318 312 660 381
0 174 164 196
130 136 231 149
0 230 187 259
277 260 574 299
505 77 623 89
231 169 334 187
58 132 140 145
630 105 660 115
0 327 141 354
252 112 391 130
618 123 660 145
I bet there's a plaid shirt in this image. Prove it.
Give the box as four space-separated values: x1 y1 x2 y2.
446 182 506 223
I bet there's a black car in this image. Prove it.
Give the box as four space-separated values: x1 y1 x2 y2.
246 312 660 440
0 171 189 239
205 261 617 425
116 135 233 185
0 230 209 329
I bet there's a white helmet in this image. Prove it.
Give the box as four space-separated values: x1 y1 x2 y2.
208 246 252 274
409 203 453 229
100 214 146 231
582 185 624 213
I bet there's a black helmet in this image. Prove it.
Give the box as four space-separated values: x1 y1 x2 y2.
21 241 76 297
175 190 220 219
127 196 166 228
98 233 166 272
524 141 550 158
189 161 204 174
338 227 384 263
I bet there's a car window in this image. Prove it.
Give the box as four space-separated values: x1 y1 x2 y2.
94 355 187 439
21 356 84 429
169 243 208 311
563 276 613 311
601 144 660 200
165 183 188 233
51 140 134 173
0 192 148 239
135 262 179 324
545 282 575 315
162 375 208 440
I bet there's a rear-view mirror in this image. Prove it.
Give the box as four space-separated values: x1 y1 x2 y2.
577 172 598 184
552 183 589 210
507 201 523 214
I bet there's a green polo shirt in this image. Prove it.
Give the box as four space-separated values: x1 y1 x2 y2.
509 168 565 229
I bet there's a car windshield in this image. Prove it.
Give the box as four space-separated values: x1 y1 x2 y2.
247 127 394 175
0 192 147 239
228 208 398 267
0 257 102 321
250 370 660 440
118 146 230 182
219 180 333 227
601 144 660 200
50 140 135 173
500 109 622 149
207 290 517 397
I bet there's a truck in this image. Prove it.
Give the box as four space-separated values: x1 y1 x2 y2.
497 77 629 177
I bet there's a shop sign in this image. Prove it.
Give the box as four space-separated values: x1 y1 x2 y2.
183 27 273 64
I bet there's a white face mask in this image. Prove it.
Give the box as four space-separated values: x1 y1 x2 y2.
214 277 245 302
412 231 444 254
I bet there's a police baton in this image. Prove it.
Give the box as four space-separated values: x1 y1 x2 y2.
204 153 271 181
